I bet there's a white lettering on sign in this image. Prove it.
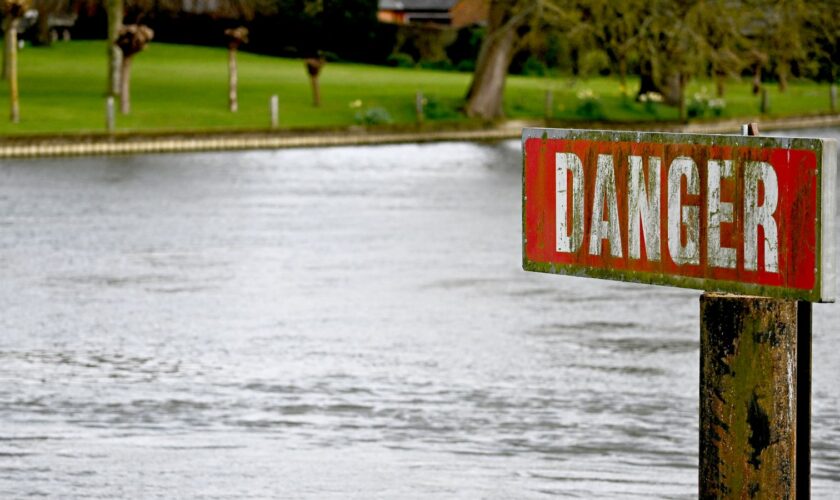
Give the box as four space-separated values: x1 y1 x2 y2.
744 161 779 272
589 154 623 257
668 157 700 266
628 155 661 261
554 152 781 273
707 160 736 269
556 153 584 253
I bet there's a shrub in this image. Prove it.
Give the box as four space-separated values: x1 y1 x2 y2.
419 59 454 71
521 56 547 77
455 59 475 72
423 96 460 120
687 90 727 118
575 89 605 120
387 52 415 68
579 49 610 78
354 107 393 125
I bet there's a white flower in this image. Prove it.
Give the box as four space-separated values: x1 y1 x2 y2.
646 92 664 103
577 89 596 100
709 98 726 109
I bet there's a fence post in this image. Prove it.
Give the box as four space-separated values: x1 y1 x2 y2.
544 89 553 120
415 91 424 124
270 95 279 129
830 84 837 113
698 123 811 499
105 96 115 133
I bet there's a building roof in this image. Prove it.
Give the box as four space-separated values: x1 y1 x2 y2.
378 0 458 12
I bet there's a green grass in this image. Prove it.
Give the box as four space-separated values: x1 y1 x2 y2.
0 40 835 135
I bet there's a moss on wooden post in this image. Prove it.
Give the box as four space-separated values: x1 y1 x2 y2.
699 292 807 498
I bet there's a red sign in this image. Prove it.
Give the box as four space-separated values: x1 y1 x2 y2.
522 129 836 302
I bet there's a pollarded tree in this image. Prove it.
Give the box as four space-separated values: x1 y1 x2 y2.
107 0 123 98
2 0 30 123
116 24 153 114
225 26 248 112
304 56 325 107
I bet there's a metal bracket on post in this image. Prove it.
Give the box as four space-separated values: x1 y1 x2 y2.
699 123 811 499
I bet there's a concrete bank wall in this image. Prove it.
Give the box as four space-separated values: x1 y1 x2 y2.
0 115 838 159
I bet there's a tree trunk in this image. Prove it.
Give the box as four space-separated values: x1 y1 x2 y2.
2 19 11 81
678 73 687 122
664 72 682 106
463 0 528 120
463 27 516 119
107 0 124 97
752 64 762 95
715 72 726 97
228 48 238 112
8 19 19 123
636 58 660 98
618 57 627 88
34 6 52 46
309 75 320 107
120 55 132 114
778 63 788 93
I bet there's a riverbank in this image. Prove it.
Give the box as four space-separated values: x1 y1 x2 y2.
0 113 838 158
1 41 838 137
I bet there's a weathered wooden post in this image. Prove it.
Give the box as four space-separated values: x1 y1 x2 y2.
269 94 279 129
105 96 115 133
521 125 836 498
415 91 424 124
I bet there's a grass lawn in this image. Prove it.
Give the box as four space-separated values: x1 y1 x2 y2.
0 40 835 135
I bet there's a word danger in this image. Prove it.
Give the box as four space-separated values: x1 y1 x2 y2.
556 152 777 272
523 134 827 298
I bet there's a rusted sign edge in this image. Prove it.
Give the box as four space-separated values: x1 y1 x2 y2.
521 127 838 303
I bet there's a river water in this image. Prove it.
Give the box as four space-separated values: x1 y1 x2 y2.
0 130 838 498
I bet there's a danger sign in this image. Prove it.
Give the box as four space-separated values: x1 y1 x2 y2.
522 128 837 302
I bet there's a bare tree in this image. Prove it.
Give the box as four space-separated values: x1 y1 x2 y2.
224 26 248 112
2 0 29 122
116 24 153 114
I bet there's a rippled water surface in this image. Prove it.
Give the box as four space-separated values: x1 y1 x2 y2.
0 131 838 498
